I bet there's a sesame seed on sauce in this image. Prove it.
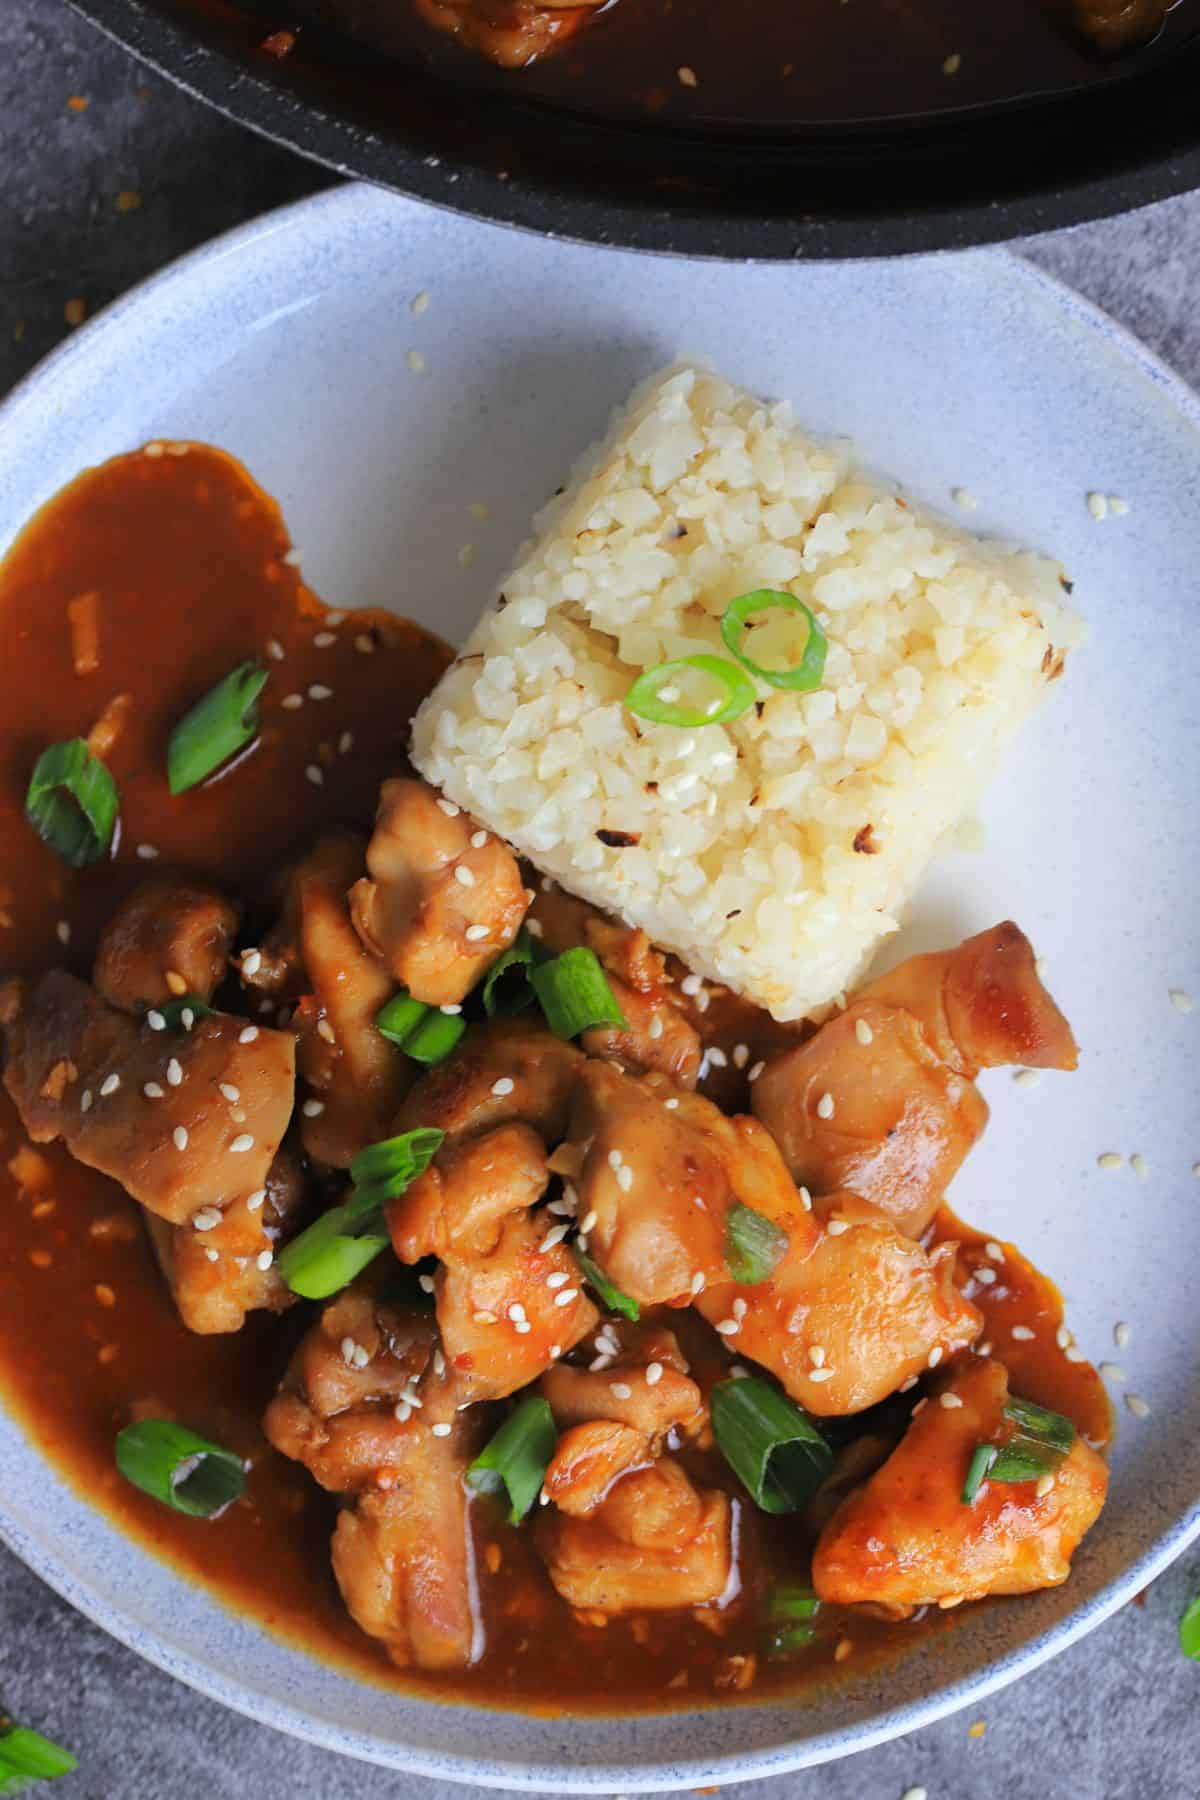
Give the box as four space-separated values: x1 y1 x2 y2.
554 1288 579 1308
173 1126 189 1151
809 1367 835 1384
354 634 376 655
715 1319 740 1336
305 765 324 787
939 1392 964 1409
610 1382 633 1400
394 1402 412 1423
491 1077 515 1097
731 1043 750 1069
454 865 477 889
181 1009 195 1031
1125 1393 1150 1419
927 1345 943 1368
809 1345 826 1367
731 1297 747 1320
147 1010 166 1031
985 1241 1004 1261
690 1271 706 1295
473 1310 498 1325
313 632 336 648
798 1186 813 1211
204 1248 219 1263
1011 1324 1036 1341
166 1058 183 1087
470 830 488 848
317 1018 336 1044
307 684 334 702
80 1090 93 1113
418 1274 436 1295
256 1250 273 1272
247 1189 266 1212
899 1375 919 1392
143 1081 164 1099
302 1098 325 1118
431 1422 453 1438
465 924 490 942
664 1097 680 1110
974 1267 997 1286
748 1061 765 1083
545 1269 570 1288
239 1026 259 1044
56 920 71 946
645 1362 663 1386
526 918 545 939
281 693 304 710
855 1018 874 1046
242 949 263 977
229 1133 255 1153
825 1219 849 1237
508 1302 527 1322
680 974 703 997
816 1091 835 1119
706 1047 728 1069
265 639 285 661
136 843 160 861
99 1073 120 1097
616 1164 634 1192
436 798 460 817
192 1208 222 1231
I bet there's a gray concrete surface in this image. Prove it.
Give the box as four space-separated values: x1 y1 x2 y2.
2 4 1200 1792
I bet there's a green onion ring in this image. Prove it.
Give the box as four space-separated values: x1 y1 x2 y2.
167 660 268 795
114 1419 245 1517
720 589 827 693
467 1395 558 1524
624 654 756 728
24 738 119 868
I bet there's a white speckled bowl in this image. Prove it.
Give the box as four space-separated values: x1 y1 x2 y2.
0 185 1197 1788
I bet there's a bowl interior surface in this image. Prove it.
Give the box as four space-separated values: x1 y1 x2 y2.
0 184 1198 1787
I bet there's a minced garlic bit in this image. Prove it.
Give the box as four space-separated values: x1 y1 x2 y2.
1096 1151 1124 1172
942 51 961 74
677 64 698 86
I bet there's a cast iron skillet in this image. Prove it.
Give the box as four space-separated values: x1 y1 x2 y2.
69 0 1200 257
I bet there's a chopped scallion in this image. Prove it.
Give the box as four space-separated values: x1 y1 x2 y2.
574 1247 640 1321
467 1395 557 1524
349 1127 445 1211
1181 1593 1200 1662
530 948 626 1040
24 738 118 868
167 660 267 794
279 1128 445 1299
720 589 828 693
710 1376 832 1514
482 930 540 1017
402 1009 467 1064
375 991 430 1047
988 1394 1076 1483
765 1621 818 1659
767 1584 821 1621
156 993 215 1030
724 1203 788 1285
624 654 756 728
961 1441 998 1505
0 1719 77 1787
114 1419 245 1518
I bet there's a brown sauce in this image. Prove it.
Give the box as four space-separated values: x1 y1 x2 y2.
0 445 1107 1713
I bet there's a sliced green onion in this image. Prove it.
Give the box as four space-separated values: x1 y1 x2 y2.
720 589 827 693
624 654 757 728
482 930 540 1018
114 1419 245 1518
376 991 430 1047
710 1375 832 1515
767 1584 821 1621
724 1203 788 1286
0 1720 77 1787
403 1010 467 1064
961 1441 998 1505
763 1582 822 1658
24 738 118 868
349 1127 445 1210
276 1196 391 1300
167 660 267 794
1181 1593 1200 1662
765 1621 818 1659
989 1394 1076 1484
155 993 215 1030
467 1395 557 1525
530 948 627 1040
574 1247 640 1322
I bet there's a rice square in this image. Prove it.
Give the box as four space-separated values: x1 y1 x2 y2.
412 365 1083 1021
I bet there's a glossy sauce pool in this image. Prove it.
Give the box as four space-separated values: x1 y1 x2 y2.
0 445 1110 1713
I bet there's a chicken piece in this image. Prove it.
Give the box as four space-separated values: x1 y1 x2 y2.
243 836 370 1001
580 922 702 1088
436 1208 598 1406
541 1322 706 1442
265 1286 462 1487
414 0 596 67
349 779 529 1007
695 1192 982 1416
331 1412 484 1671
566 1060 816 1309
536 1458 732 1613
543 1420 654 1516
394 1019 583 1148
386 1122 548 1262
146 1143 309 1334
93 877 239 1012
281 835 412 1167
753 923 1076 1239
812 1358 1108 1616
2 971 295 1222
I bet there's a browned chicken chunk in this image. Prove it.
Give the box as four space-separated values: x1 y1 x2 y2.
387 1122 549 1262
541 1322 706 1443
753 923 1077 1238
536 1457 733 1613
813 1358 1108 1616
93 876 239 1012
2 971 295 1222
394 1019 583 1147
565 1059 816 1308
349 778 529 1006
695 1191 982 1416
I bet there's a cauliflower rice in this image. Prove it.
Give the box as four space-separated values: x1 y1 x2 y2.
412 365 1084 1022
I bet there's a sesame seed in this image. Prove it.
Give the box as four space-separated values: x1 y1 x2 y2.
976 1341 992 1357
816 1091 835 1119
465 924 489 942
339 731 354 755
513 1319 532 1334
256 1249 273 1272
470 830 488 849
1097 1151 1124 1172
809 1368 836 1383
407 349 426 374
305 764 324 787
1056 1324 1073 1349
707 1047 728 1069
940 1392 964 1409
1012 1324 1036 1341
56 920 71 946
1125 1393 1150 1419
354 633 375 655
690 1270 706 1295
508 1302 527 1322
394 1402 412 1423
341 1337 358 1364
645 1014 665 1041
1013 1069 1041 1089
454 865 476 887
428 1420 453 1439
616 1164 634 1192
147 1010 166 1030
541 1225 570 1252
192 1208 222 1231
81 1090 93 1112
491 1077 515 1097
166 1058 182 1087
554 1289 579 1308
748 1061 766 1083
715 1319 740 1336
204 1248 219 1263
985 1241 1004 1261
678 63 698 85
927 1345 943 1368
281 693 304 710
173 1126 189 1151
607 1149 624 1171
242 949 263 976
610 1382 633 1400
313 632 336 648
436 798 460 816
99 1072 120 1097
732 1297 747 1320
546 1269 570 1288
826 1219 850 1236
432 1348 446 1376
1066 1346 1087 1364
1130 1152 1148 1180
136 843 160 861
899 1374 919 1392
266 638 285 661
143 1081 164 1099
798 1185 812 1210
645 1362 663 1386
473 1310 498 1325
731 1043 750 1069
680 974 703 996
809 1345 826 1366
239 1025 259 1044
231 1108 247 1123
1169 988 1194 1013
247 1189 266 1212
1099 1361 1125 1383
181 1009 195 1031
902 1788 928 1800
352 1345 370 1370
664 1097 680 1110
230 1133 254 1153
1114 1320 1131 1348
525 918 544 939
317 1018 336 1044
1087 490 1109 520
302 1098 325 1117
974 1267 997 1286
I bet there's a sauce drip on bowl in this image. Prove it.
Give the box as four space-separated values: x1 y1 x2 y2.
0 445 1108 1710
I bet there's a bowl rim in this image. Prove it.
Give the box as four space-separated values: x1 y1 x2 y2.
2 181 1199 1785
66 0 1200 261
